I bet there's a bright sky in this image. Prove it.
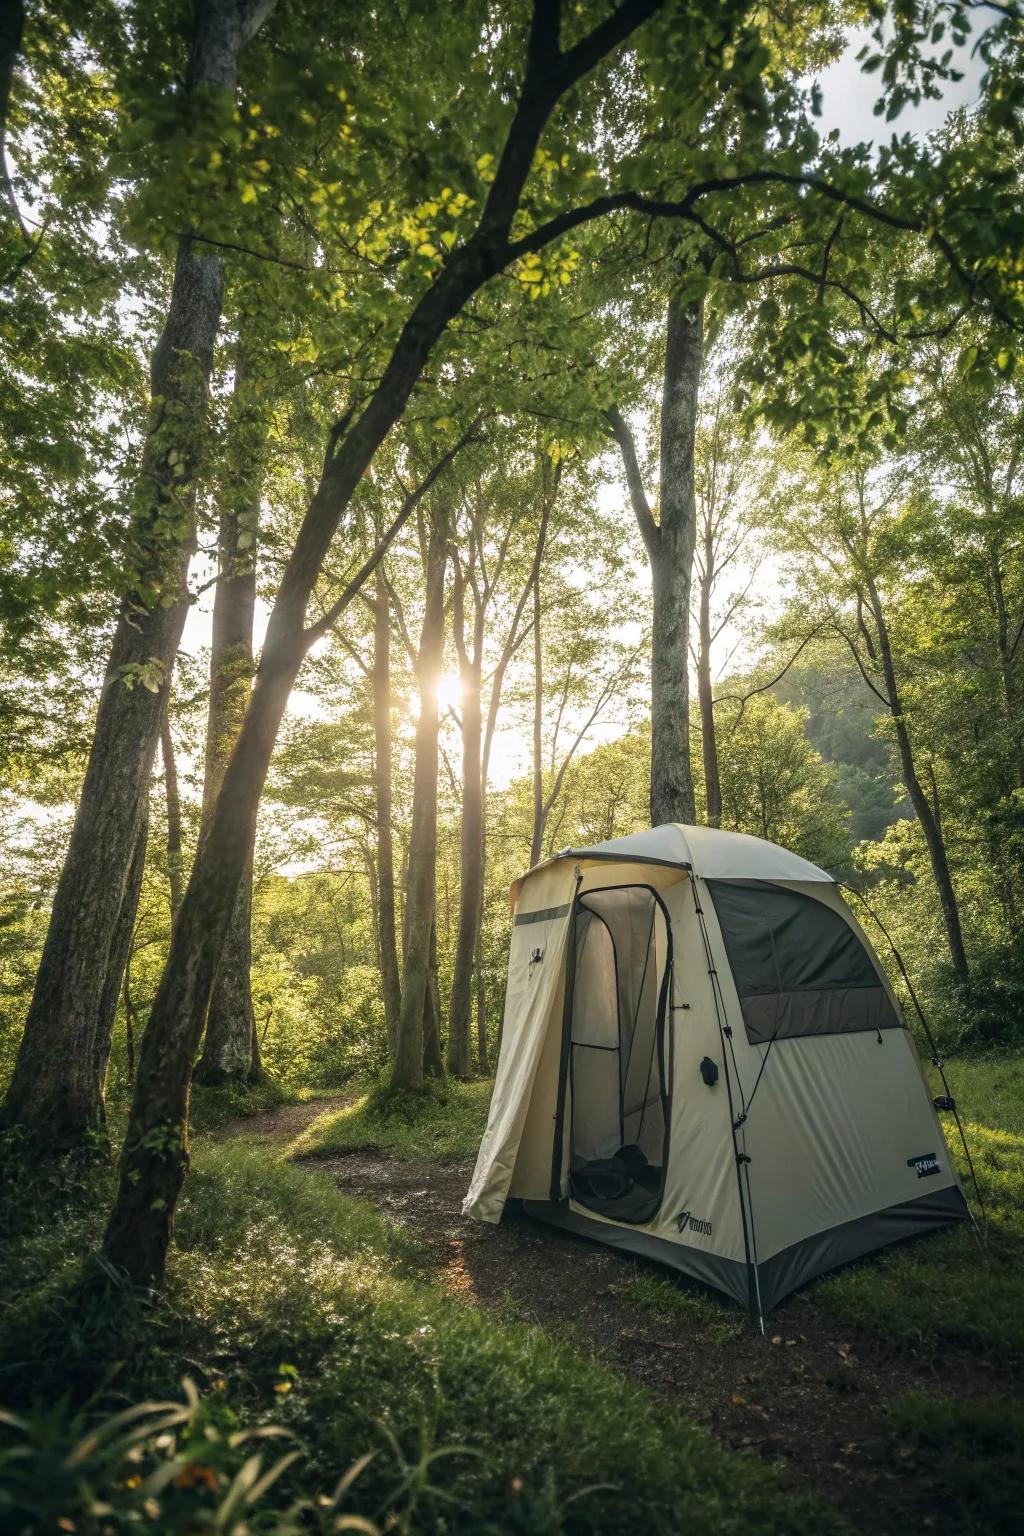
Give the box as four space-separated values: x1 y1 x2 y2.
175 20 992 800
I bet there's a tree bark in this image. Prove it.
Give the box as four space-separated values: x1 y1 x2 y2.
100 3 661 1284
447 564 484 1076
474 933 489 1073
865 576 970 981
608 293 701 828
696 511 721 826
160 708 184 917
651 294 701 826
194 346 266 1085
96 807 149 1102
372 568 403 1059
423 918 444 1078
391 521 447 1090
1 0 273 1151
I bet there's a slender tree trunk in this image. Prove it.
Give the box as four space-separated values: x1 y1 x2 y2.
474 930 488 1073
392 523 447 1090
195 347 266 1086
530 574 545 865
697 517 721 826
651 293 701 827
423 919 444 1078
866 577 970 980
160 708 184 917
447 579 483 1076
372 569 403 1058
96 807 149 1102
1 0 272 1151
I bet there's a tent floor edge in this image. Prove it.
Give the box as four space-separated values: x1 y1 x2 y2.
520 1183 969 1316
521 1199 751 1309
757 1182 970 1312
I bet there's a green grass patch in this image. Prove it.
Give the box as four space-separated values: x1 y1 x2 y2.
927 1053 1024 1136
879 1392 1024 1536
1 1139 846 1535
621 1271 746 1345
289 1077 493 1164
188 1075 311 1132
810 1056 1024 1363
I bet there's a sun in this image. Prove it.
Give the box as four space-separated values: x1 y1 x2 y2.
436 670 463 711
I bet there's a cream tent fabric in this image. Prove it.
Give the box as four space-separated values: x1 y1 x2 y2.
464 824 970 1319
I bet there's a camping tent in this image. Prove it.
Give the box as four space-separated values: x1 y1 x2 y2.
463 824 969 1321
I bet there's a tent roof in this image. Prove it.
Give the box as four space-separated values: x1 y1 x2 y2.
527 824 832 885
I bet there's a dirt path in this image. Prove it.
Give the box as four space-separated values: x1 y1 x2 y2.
227 1096 1003 1533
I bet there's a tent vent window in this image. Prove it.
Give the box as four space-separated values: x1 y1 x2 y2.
568 886 670 1224
707 878 903 1045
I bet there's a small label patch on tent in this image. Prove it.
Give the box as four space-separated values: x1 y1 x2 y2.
907 1152 941 1179
676 1209 713 1237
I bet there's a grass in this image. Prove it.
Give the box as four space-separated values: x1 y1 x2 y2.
0 1139 844 1536
187 1077 343 1133
622 1271 747 1345
289 1077 494 1164
2 1051 1020 1534
878 1392 1024 1536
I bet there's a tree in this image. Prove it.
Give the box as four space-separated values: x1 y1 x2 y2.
194 341 270 1085
715 694 850 869
770 457 971 978
447 444 558 1075
606 292 703 826
391 507 449 1090
1 0 279 1149
369 567 403 1060
100 0 1024 1283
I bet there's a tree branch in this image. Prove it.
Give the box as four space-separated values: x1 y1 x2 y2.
605 405 659 560
303 424 479 646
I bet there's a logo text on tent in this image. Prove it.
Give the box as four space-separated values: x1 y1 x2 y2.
676 1209 713 1237
907 1152 941 1179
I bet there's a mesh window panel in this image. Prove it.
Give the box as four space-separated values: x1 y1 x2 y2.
707 879 902 1045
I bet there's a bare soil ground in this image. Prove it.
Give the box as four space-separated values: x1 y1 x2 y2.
226 1095 1009 1534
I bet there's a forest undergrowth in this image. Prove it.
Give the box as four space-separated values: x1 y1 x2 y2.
4 1053 1017 1536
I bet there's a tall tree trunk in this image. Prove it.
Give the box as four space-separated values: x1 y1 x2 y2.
530 573 545 866
1 0 273 1151
423 919 444 1078
447 571 483 1076
651 294 701 826
392 523 447 1091
697 515 721 827
100 4 658 1283
160 707 184 917
865 576 970 980
608 293 702 829
474 931 488 1073
96 806 149 1101
195 346 266 1086
372 569 403 1059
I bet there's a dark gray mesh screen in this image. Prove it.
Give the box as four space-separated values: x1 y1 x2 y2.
568 887 668 1223
707 879 902 1045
